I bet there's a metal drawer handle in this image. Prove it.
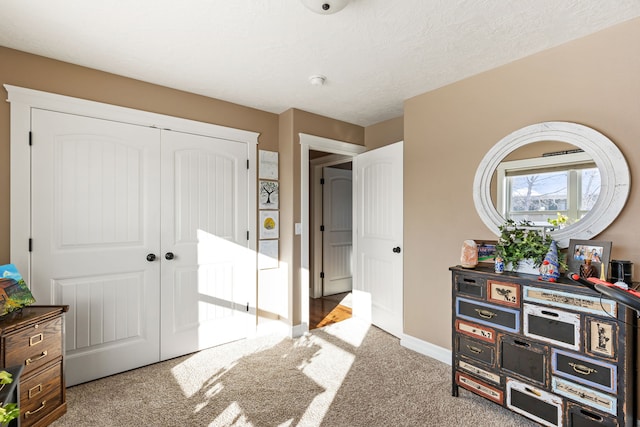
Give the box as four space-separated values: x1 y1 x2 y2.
466 345 483 354
569 362 597 376
30 333 44 346
25 350 48 365
25 400 47 418
475 308 497 319
525 387 541 397
29 383 43 399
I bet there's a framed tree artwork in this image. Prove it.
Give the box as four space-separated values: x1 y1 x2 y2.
259 180 279 209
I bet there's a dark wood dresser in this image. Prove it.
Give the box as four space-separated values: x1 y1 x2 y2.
0 306 68 427
451 265 636 427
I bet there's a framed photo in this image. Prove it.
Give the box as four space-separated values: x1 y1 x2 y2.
586 317 616 359
259 211 279 239
567 239 612 280
476 240 498 264
259 180 279 209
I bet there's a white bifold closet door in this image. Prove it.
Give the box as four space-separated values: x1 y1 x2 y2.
31 109 253 386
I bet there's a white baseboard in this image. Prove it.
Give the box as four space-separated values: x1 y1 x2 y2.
401 333 452 365
291 322 308 338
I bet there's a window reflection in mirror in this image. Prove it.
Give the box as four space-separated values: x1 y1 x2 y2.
491 142 600 228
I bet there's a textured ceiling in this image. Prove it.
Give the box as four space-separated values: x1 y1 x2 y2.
1 1 640 126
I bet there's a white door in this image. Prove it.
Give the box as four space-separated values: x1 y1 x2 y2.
322 167 353 296
31 109 162 386
160 130 254 360
353 141 403 338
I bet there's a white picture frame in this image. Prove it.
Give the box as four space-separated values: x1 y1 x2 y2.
259 210 279 239
258 240 279 270
259 150 278 180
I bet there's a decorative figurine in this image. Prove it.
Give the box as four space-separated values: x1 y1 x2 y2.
494 256 504 274
580 257 597 279
460 240 478 268
538 240 561 282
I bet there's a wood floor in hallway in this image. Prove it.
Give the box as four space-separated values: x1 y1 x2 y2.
309 292 352 330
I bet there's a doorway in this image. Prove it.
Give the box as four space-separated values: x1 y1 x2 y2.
309 152 353 329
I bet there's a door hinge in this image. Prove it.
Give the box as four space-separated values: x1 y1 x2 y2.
28 238 32 252
29 131 33 146
320 272 325 279
246 302 249 312
320 225 324 232
320 178 325 185
247 231 250 240
247 159 250 170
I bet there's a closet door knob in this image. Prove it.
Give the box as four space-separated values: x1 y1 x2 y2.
165 252 175 260
146 253 157 262
393 246 402 253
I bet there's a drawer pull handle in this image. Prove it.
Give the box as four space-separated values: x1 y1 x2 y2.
569 362 597 375
580 409 603 421
463 278 477 284
475 309 497 319
540 310 559 317
513 340 530 347
466 345 483 354
30 333 44 346
25 350 48 365
525 387 541 397
29 383 43 398
25 400 47 418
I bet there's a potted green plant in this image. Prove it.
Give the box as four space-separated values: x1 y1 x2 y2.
0 370 19 426
495 219 552 273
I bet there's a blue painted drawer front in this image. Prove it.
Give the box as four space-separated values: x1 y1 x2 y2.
456 297 520 333
552 348 617 394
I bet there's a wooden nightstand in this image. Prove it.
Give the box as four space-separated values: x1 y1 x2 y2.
0 306 69 427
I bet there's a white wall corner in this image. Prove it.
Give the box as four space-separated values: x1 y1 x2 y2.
401 333 452 365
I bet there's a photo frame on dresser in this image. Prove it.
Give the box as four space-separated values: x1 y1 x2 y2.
567 239 612 280
475 240 498 264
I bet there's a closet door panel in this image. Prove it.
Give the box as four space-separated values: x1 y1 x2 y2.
160 130 253 360
31 109 161 386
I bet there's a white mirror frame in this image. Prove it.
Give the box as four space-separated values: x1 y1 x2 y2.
473 121 630 248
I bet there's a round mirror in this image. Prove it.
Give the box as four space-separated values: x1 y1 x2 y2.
474 122 630 247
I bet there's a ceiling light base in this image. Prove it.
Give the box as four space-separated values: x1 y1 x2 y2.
301 0 350 15
309 75 327 86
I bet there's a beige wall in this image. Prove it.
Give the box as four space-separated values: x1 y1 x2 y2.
365 116 404 149
280 109 364 325
403 18 640 350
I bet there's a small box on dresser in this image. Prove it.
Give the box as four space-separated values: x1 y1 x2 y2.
0 306 69 427
450 265 636 427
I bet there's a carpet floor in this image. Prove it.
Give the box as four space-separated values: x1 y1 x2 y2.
50 318 537 426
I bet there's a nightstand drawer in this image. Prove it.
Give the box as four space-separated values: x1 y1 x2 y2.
4 316 63 376
20 361 64 426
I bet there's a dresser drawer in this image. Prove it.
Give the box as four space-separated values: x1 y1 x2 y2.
20 361 64 426
566 401 619 427
456 297 519 333
524 303 580 351
552 349 616 394
506 379 563 427
454 274 486 298
456 334 495 366
500 334 548 386
4 316 62 376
